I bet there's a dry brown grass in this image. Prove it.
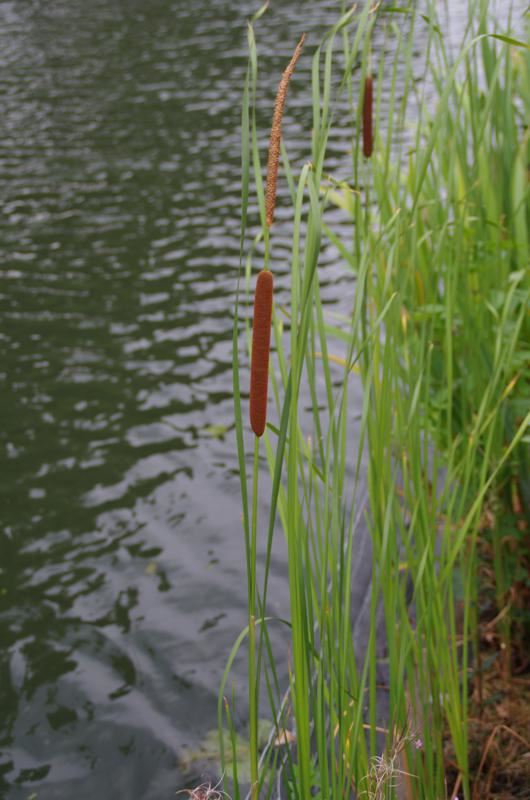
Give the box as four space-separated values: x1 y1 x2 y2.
444 494 530 800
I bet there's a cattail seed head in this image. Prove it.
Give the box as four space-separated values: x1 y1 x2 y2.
362 74 373 158
265 34 305 228
250 270 273 437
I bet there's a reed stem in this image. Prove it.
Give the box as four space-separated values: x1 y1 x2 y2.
248 436 260 800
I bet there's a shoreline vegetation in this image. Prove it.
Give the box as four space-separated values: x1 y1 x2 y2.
214 1 529 799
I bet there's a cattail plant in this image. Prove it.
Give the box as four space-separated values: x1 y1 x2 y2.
250 34 304 433
250 270 273 437
265 33 305 227
247 34 305 798
363 74 373 158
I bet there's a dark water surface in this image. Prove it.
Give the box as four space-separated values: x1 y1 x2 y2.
0 1 365 797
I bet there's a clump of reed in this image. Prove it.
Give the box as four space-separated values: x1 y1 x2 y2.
223 2 530 799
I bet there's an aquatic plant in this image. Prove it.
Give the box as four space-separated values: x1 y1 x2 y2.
223 1 530 798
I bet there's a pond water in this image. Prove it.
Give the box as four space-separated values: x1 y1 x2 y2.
0 1 521 798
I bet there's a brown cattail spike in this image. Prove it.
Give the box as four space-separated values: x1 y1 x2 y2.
250 270 273 437
265 34 306 228
363 75 373 158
